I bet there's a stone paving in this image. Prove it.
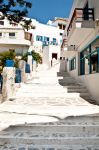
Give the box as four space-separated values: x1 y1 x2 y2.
0 64 99 149
0 64 99 126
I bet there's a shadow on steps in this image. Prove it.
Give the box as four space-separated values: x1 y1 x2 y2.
57 72 97 105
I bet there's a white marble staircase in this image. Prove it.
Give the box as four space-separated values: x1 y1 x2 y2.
0 116 99 149
57 72 96 105
0 67 99 149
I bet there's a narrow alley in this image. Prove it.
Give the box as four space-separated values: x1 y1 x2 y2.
0 64 99 149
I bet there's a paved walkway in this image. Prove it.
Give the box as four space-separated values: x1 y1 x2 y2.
0 64 99 130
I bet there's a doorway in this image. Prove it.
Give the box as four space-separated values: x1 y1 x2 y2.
52 53 58 59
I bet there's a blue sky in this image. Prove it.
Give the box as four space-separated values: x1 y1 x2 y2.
28 0 73 23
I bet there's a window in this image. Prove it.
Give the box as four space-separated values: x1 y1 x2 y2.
70 57 76 71
91 51 98 73
9 32 15 38
80 43 99 75
25 32 32 41
42 37 50 45
60 33 63 36
60 57 62 60
0 21 4 25
63 25 66 30
58 24 62 29
36 35 43 41
0 33 2 37
11 23 18 27
53 38 56 42
44 36 49 42
53 38 57 45
60 39 62 43
9 49 15 53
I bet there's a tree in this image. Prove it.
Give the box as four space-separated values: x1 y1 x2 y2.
21 18 36 31
0 0 32 23
31 51 42 64
22 51 42 64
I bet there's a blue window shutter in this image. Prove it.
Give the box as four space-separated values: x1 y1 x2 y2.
25 64 30 73
15 68 21 83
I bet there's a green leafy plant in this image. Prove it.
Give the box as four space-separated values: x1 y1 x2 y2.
0 51 16 67
21 19 36 31
21 52 28 62
0 0 32 23
31 51 42 64
22 50 42 64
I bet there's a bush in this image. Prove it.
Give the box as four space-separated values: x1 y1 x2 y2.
22 50 42 64
0 51 16 68
31 51 42 64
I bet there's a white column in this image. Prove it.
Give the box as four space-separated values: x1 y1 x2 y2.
2 67 15 101
27 55 33 73
19 60 26 83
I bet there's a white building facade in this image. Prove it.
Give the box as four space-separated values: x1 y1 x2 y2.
0 17 67 68
0 18 32 55
61 0 99 103
28 18 68 68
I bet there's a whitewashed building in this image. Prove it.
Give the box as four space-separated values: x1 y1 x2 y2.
28 18 68 68
0 18 32 55
61 0 99 103
0 17 68 68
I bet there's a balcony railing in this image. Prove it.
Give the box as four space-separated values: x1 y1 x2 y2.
67 8 94 37
43 41 58 46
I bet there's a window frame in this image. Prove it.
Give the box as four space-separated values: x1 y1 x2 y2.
36 35 43 41
70 57 76 71
0 33 2 37
0 21 4 25
80 45 99 75
9 32 16 38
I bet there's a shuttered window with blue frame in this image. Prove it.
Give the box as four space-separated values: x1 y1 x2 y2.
69 57 76 71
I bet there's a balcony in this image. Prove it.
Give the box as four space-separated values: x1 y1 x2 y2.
67 8 95 46
0 37 31 46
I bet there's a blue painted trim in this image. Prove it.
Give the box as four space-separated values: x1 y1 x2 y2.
80 35 99 52
69 56 76 61
89 45 92 74
70 57 76 71
6 60 14 67
97 48 99 73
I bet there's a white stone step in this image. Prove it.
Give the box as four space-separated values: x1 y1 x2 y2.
0 116 99 149
64 85 86 89
80 96 96 104
1 144 99 150
15 93 80 98
0 136 99 146
27 116 99 125
57 72 70 77
0 125 99 138
59 80 78 85
67 88 88 93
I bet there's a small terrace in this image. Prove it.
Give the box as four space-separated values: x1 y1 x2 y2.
67 8 95 46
